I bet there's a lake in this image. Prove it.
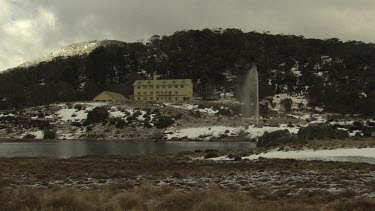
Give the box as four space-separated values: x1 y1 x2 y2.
0 141 256 158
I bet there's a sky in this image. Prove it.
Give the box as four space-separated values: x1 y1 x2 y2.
1 0 375 71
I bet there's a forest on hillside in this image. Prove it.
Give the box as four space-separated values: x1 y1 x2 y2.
0 29 374 115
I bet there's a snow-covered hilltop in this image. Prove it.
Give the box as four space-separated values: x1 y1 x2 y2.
18 41 100 68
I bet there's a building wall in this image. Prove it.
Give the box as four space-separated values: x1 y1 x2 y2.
133 80 193 101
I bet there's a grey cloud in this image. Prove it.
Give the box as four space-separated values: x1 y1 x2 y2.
1 0 375 71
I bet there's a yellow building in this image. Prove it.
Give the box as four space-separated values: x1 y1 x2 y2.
133 77 193 101
93 91 128 103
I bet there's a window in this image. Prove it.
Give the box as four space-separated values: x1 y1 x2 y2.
162 85 165 88
150 86 153 89
180 85 184 88
137 86 141 89
137 97 140 100
175 85 178 88
175 91 178 94
150 91 153 95
175 97 178 100
169 91 172 94
156 85 159 88
149 97 153 100
169 85 172 88
144 92 147 95
169 97 172 100
156 91 159 94
137 92 140 95
143 86 147 89
156 97 159 100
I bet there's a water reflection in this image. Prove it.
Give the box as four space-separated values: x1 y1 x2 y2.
0 141 256 158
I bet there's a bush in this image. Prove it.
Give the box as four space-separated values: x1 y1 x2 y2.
298 123 349 140
71 122 82 127
155 116 175 129
189 110 201 118
43 130 57 140
23 134 36 139
82 119 92 126
37 112 44 118
217 108 232 116
280 98 293 112
108 118 117 126
173 113 184 119
87 107 109 123
204 151 220 159
73 104 84 111
115 119 126 129
86 126 93 132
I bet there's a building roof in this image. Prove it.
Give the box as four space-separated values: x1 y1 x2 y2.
96 91 127 100
133 79 192 86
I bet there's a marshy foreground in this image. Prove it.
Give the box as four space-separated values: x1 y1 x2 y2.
1 146 374 211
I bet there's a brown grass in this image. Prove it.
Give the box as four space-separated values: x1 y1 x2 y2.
0 184 373 211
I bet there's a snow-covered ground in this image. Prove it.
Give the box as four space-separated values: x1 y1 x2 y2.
19 41 100 68
166 124 299 140
270 94 309 110
163 103 219 115
210 148 375 164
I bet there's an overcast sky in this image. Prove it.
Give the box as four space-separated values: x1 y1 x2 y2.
1 0 375 71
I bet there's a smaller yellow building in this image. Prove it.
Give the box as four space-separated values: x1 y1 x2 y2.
93 91 127 104
133 77 193 101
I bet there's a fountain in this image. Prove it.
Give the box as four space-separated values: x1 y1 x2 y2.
241 65 260 127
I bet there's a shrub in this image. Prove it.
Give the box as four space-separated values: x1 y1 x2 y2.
86 126 93 132
108 118 117 125
155 116 175 129
173 113 184 119
197 104 205 109
37 112 44 118
189 110 201 118
87 107 109 123
280 98 293 112
71 121 82 127
115 119 126 129
217 108 232 116
204 151 220 159
73 104 84 111
23 134 36 139
43 130 57 140
82 119 92 126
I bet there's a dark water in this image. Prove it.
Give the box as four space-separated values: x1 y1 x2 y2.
0 141 256 158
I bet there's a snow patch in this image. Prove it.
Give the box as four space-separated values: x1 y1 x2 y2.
242 148 375 164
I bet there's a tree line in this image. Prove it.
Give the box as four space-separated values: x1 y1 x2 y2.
0 29 374 115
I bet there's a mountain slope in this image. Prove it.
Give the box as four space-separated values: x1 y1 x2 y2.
0 29 374 115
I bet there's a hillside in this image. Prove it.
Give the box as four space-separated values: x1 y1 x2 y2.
0 29 375 115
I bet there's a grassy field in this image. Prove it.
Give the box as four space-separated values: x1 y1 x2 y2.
0 148 374 210
1 184 375 211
